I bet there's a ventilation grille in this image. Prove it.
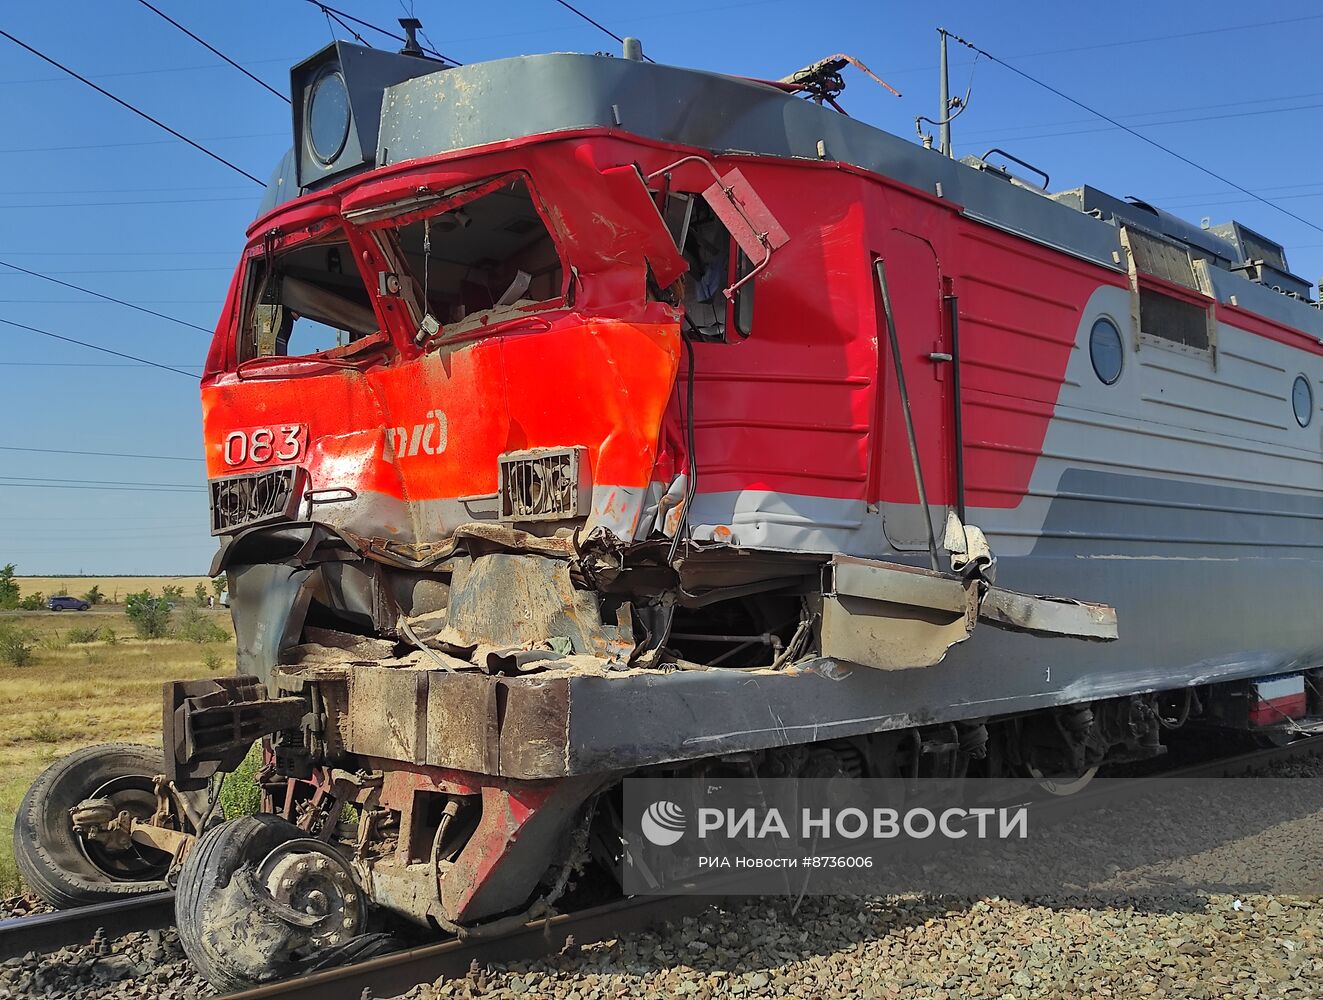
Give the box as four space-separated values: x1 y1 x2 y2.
499 448 586 522
1139 288 1210 351
209 467 302 535
1123 226 1199 290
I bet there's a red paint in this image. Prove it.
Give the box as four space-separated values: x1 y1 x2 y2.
203 124 1308 536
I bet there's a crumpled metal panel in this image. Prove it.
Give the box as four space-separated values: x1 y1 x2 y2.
980 588 1118 641
820 555 980 671
441 552 631 659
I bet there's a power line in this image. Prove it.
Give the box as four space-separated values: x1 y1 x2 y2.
0 250 235 256
4 514 201 521
0 480 202 493
0 28 266 185
0 266 228 275
549 0 654 62
0 195 253 209
1 299 217 305
0 55 295 86
9 183 253 195
0 131 283 155
1 475 199 487
0 445 203 463
948 32 1323 239
890 14 1323 78
0 259 212 334
305 2 462 65
957 89 1323 145
0 317 200 378
0 362 202 368
134 0 290 104
959 100 1323 149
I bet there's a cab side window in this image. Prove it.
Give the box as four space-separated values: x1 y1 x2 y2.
241 237 378 360
678 199 753 342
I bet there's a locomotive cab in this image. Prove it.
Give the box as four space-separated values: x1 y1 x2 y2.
23 31 1323 990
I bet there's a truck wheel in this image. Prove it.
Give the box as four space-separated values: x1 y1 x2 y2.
14 743 181 908
176 815 367 991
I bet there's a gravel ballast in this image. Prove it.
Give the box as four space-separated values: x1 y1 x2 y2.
0 926 212 1000
3 747 1321 998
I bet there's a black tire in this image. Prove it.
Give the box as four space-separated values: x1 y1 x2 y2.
175 814 305 992
14 743 178 908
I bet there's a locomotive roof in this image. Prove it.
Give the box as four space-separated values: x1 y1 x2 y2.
261 48 1323 341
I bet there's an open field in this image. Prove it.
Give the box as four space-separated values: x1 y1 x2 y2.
0 607 236 895
14 576 214 602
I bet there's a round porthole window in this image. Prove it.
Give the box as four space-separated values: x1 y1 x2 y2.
1292 374 1313 427
1089 317 1124 385
307 69 351 164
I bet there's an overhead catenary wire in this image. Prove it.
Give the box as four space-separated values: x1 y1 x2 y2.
0 259 212 334
549 0 654 62
0 477 203 492
0 445 203 463
0 362 203 368
0 317 201 378
0 195 254 209
0 28 266 185
947 32 1323 239
0 131 284 155
0 54 295 87
134 0 290 103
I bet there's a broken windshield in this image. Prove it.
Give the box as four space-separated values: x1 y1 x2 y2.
239 234 379 361
374 174 564 336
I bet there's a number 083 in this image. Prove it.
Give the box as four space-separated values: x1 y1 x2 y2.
223 424 307 467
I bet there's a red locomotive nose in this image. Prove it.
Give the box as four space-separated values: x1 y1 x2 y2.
22 27 1323 993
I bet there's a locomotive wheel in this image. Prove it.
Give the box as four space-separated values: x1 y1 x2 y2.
13 743 196 908
176 815 367 991
1024 762 1098 796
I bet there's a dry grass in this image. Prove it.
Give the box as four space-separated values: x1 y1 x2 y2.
0 609 235 895
15 576 214 602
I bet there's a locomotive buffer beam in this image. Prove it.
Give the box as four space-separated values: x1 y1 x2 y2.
164 676 308 791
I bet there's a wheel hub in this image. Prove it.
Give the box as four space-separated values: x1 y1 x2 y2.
73 775 171 880
256 839 364 947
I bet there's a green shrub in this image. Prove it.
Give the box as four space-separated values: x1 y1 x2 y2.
0 564 18 610
29 712 61 743
177 604 229 644
67 626 102 644
203 648 227 672
220 743 264 818
82 585 105 606
161 584 184 602
0 625 36 667
39 630 68 651
125 591 172 639
17 592 44 611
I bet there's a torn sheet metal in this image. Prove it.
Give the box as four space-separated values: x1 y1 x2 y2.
820 555 980 670
979 588 1119 641
819 547 1118 672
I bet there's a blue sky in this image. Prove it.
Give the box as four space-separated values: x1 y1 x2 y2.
3 1 1322 575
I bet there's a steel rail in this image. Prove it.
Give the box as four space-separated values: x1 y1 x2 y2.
224 893 721 999
0 891 174 962
3 736 1320 992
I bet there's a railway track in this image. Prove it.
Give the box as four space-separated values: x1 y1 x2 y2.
3 734 1320 998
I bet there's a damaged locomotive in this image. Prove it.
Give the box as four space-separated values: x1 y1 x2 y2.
16 29 1323 989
